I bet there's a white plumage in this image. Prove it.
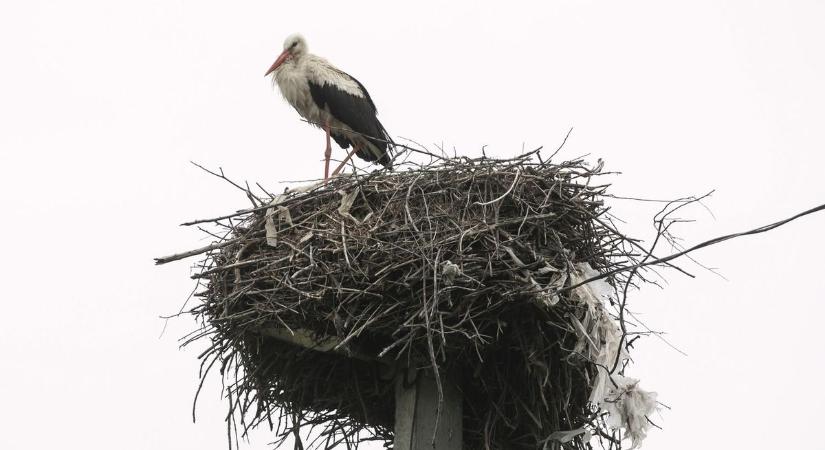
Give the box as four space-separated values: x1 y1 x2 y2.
266 33 392 179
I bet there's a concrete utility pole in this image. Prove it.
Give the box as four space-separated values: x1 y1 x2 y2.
394 372 462 450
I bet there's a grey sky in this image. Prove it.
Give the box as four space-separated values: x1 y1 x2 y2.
1 1 824 449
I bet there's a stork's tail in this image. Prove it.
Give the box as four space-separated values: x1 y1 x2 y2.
367 119 394 169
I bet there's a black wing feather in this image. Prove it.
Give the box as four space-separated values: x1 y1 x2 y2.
307 74 392 167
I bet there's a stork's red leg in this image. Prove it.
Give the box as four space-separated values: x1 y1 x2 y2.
323 122 332 181
331 143 361 176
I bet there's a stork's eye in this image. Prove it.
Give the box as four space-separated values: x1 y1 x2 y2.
291 42 298 49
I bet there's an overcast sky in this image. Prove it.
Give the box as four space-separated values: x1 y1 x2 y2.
2 1 824 449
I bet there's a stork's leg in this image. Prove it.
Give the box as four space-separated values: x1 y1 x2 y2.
331 143 361 176
323 121 332 181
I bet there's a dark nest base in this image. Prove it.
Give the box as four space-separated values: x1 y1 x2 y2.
179 151 637 449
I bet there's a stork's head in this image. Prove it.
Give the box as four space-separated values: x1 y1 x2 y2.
265 33 307 76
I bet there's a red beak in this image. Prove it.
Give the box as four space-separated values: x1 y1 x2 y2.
265 50 290 76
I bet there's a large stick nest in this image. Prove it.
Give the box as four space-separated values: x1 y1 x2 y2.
178 150 642 449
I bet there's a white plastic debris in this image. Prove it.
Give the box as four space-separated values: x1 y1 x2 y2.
337 188 373 223
265 193 286 247
265 182 322 247
602 375 658 449
440 260 461 285
569 262 658 449
569 263 626 405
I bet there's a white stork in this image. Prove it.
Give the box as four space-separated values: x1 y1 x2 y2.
265 33 393 180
